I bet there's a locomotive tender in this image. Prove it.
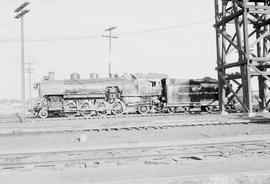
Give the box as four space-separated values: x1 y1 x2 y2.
32 72 221 118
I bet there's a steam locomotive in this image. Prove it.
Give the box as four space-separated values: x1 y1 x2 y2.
31 72 224 118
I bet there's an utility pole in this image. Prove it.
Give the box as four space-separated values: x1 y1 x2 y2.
14 2 30 123
25 62 35 100
102 26 118 78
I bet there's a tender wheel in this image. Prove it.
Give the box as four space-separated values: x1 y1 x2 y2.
80 102 93 117
111 101 124 115
138 105 149 114
168 107 176 113
38 109 48 119
205 106 213 113
183 107 189 113
96 101 108 116
212 106 219 111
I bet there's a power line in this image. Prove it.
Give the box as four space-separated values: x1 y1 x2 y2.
0 19 212 43
0 35 101 43
118 19 212 36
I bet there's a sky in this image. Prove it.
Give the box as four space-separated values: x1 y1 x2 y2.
0 0 217 99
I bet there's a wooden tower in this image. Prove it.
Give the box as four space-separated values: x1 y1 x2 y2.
214 0 270 115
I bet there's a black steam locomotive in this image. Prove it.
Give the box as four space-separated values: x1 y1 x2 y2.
31 72 225 118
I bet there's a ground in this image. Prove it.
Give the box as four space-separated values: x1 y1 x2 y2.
0 113 270 184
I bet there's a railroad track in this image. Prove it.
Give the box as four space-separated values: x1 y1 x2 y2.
1 112 268 135
26 110 262 123
1 139 270 171
0 117 255 135
1 112 206 124
28 112 204 122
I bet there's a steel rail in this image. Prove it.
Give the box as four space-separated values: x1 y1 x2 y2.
0 119 253 136
1 140 270 170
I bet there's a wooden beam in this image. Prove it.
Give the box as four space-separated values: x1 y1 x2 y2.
250 57 270 62
216 29 247 57
249 32 269 49
216 61 246 70
225 84 243 107
254 18 270 28
218 71 248 111
249 64 270 81
214 9 244 28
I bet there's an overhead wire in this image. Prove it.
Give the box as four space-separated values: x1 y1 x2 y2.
0 19 212 43
0 35 101 43
118 19 212 36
